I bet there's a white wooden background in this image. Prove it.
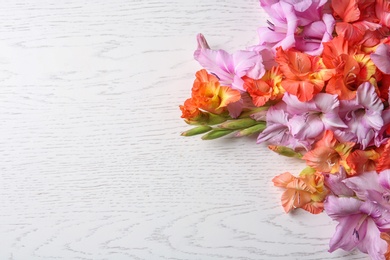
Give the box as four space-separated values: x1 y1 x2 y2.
0 1 368 259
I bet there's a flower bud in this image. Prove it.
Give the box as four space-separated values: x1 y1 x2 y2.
181 126 213 136
201 129 234 140
236 122 266 137
185 112 227 125
268 145 303 159
219 118 257 130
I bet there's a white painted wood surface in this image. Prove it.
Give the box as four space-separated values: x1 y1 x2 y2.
0 1 367 259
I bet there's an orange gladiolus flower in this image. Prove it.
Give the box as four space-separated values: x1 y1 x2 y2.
275 47 334 102
331 0 384 48
302 130 355 173
322 37 377 100
331 0 360 23
243 66 284 107
335 20 383 48
180 98 202 121
272 170 327 214
346 149 380 176
331 0 376 23
322 36 356 67
190 69 241 115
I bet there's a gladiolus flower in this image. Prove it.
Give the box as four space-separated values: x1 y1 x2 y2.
323 167 355 196
257 1 298 51
180 70 241 124
243 66 284 107
324 195 389 259
191 70 241 115
294 13 335 56
282 92 347 143
180 98 203 122
331 0 361 23
302 130 354 173
323 37 377 100
194 34 265 91
257 0 334 55
346 149 380 176
275 47 334 102
257 102 311 149
325 170 390 259
272 170 327 214
338 82 384 149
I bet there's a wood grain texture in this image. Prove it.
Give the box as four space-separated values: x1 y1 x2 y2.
0 1 367 259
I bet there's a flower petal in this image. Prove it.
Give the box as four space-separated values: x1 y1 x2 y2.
371 43 390 74
356 218 388 260
272 172 295 188
328 214 362 252
323 167 355 196
324 195 362 219
343 171 383 200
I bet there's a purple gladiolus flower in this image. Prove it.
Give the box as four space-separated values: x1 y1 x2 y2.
257 102 310 149
325 195 388 259
337 82 384 149
283 92 346 143
323 167 355 197
325 170 390 260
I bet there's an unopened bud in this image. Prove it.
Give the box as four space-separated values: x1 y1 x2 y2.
219 118 257 130
196 33 210 49
207 113 228 125
181 125 213 136
236 122 266 137
201 129 234 140
268 145 303 159
185 112 227 126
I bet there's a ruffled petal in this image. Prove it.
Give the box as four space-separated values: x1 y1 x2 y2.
272 172 295 188
343 171 383 200
324 195 362 219
323 168 355 196
328 214 362 252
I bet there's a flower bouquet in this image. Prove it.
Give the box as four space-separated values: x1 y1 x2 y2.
179 0 390 259
180 0 390 259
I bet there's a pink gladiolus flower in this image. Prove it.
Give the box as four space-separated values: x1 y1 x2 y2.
194 34 265 91
257 0 334 55
294 14 335 56
257 1 298 51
